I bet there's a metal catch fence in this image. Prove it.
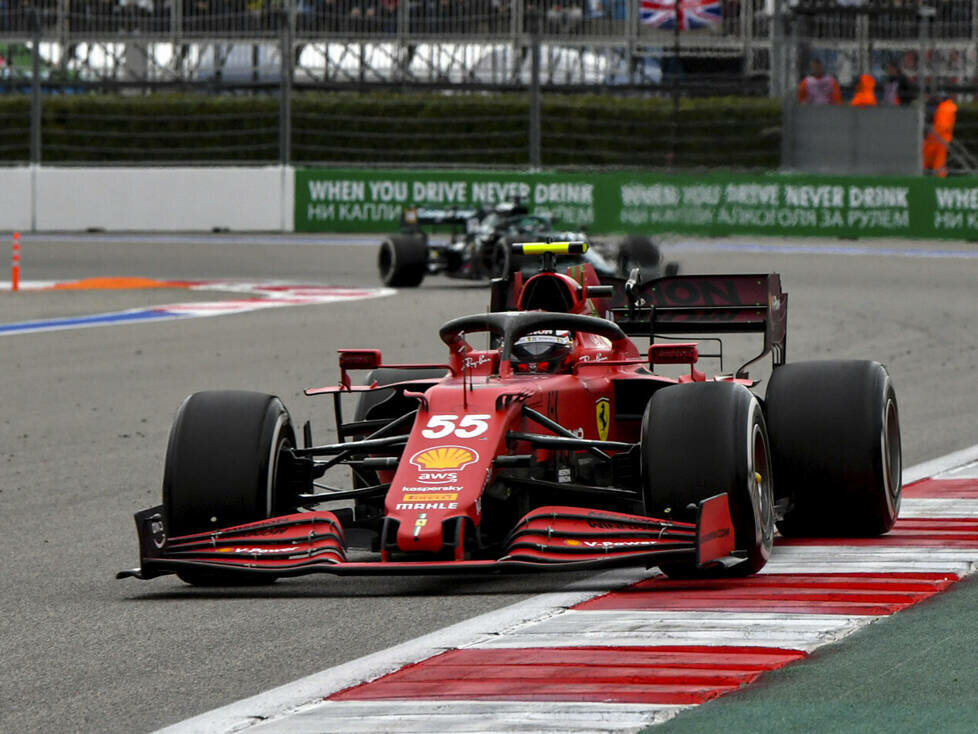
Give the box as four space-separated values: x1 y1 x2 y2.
0 1 974 168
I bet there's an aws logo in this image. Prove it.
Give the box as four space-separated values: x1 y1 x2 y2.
410 445 479 471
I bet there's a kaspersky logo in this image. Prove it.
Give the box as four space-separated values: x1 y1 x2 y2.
410 446 480 471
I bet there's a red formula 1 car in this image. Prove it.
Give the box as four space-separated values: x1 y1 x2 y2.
119 243 902 585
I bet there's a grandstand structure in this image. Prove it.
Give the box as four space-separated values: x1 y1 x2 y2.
0 1 975 93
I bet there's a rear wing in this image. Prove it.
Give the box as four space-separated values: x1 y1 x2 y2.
609 273 787 377
488 247 786 378
401 206 479 231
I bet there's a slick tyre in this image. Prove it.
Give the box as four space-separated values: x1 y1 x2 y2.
490 239 513 279
352 368 448 489
766 360 901 537
379 234 427 287
617 235 661 278
163 390 297 585
641 382 775 578
353 368 450 425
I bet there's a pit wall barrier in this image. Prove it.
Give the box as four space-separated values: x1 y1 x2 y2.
0 166 294 232
296 168 978 241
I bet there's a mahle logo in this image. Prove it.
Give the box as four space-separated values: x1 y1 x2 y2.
410 446 479 471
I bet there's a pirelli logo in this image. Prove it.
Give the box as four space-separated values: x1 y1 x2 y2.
403 492 458 501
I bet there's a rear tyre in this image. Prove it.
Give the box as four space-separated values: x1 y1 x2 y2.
617 235 662 278
641 382 775 578
163 390 297 586
378 234 428 287
766 360 901 537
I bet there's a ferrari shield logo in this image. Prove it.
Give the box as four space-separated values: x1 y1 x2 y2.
595 398 611 441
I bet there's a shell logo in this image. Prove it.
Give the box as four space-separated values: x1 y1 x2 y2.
410 445 479 471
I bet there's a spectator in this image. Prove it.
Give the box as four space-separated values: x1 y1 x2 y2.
377 0 396 31
882 61 917 106
798 59 841 105
346 0 379 32
546 0 583 34
850 73 877 107
922 94 957 177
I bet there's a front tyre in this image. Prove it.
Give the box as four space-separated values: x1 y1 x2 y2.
766 360 901 537
642 382 775 578
163 390 297 585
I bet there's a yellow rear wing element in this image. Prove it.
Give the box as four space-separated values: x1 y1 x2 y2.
512 241 589 255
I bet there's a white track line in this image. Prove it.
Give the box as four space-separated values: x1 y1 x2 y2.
155 445 978 734
899 498 978 517
471 610 871 651
904 447 978 484
249 701 682 734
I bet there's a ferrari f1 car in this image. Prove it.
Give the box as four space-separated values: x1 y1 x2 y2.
378 201 677 287
120 243 901 585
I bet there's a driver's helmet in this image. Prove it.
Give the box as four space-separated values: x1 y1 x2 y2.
510 330 574 373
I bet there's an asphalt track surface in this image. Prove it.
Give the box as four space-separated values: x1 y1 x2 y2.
1 233 977 733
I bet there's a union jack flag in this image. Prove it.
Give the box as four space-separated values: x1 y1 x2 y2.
640 0 722 29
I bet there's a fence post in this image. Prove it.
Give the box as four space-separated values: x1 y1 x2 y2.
528 7 541 169
30 7 41 166
770 0 784 98
625 0 636 84
918 4 935 103
57 0 68 73
279 9 293 166
790 8 802 99
669 9 680 169
512 0 522 57
396 0 409 82
172 0 182 41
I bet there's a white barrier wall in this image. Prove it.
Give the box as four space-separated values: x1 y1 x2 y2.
0 166 294 232
0 168 35 232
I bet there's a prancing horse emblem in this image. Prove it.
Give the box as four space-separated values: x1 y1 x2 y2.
595 397 611 441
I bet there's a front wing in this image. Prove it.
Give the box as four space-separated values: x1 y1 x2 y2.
118 495 735 580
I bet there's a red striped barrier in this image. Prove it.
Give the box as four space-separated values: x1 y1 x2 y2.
11 232 20 292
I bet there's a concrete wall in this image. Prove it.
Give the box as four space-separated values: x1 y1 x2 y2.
782 104 923 176
0 168 35 232
1 166 294 232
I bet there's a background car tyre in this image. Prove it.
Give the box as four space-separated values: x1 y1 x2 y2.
617 234 661 278
641 381 775 578
765 360 901 537
162 390 297 585
490 239 513 279
378 234 428 287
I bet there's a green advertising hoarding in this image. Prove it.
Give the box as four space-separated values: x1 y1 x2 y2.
296 168 978 241
296 169 610 233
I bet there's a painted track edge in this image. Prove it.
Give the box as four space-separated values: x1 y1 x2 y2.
153 445 978 734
